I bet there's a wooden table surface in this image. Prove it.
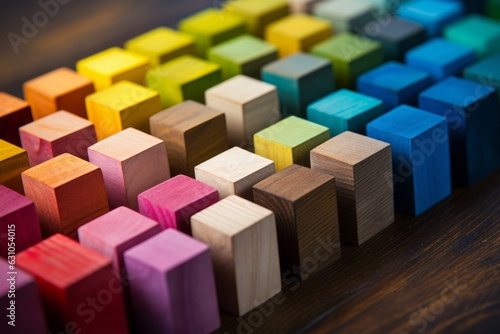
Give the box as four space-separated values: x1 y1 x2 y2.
1 1 499 333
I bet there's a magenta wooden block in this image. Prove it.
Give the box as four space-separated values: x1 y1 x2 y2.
138 175 219 234
0 185 42 258
124 229 220 334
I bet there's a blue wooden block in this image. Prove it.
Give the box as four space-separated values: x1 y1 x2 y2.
262 53 334 118
419 76 500 186
367 105 451 216
464 53 500 99
307 88 385 137
357 61 433 110
405 38 476 81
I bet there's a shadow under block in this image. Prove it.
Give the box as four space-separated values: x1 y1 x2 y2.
265 14 333 57
307 88 385 137
85 80 161 140
138 175 219 234
254 116 329 171
124 229 220 334
21 153 109 238
464 54 500 100
0 140 30 194
367 105 452 215
253 164 340 279
487 0 500 20
76 47 150 91
194 147 275 200
19 111 97 166
205 75 279 147
88 128 170 210
23 67 94 119
17 234 129 334
419 77 500 186
0 92 32 146
312 0 376 32
357 61 433 110
191 195 281 316
262 53 334 118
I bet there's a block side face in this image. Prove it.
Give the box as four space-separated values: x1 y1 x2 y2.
56 83 95 118
233 161 275 200
292 129 330 168
23 84 58 119
254 136 294 172
49 124 97 161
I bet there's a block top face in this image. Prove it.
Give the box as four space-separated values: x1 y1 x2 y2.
406 38 475 67
0 92 29 116
263 52 331 79
205 75 276 105
149 55 220 85
77 47 149 76
445 14 500 41
209 35 277 63
359 61 431 91
312 32 382 61
308 89 383 118
224 0 288 16
85 80 159 110
266 14 332 40
20 111 93 141
0 259 33 294
0 139 25 159
23 67 93 96
314 0 374 18
125 27 194 55
366 17 425 41
179 9 246 35
398 1 463 21
464 54 500 78
0 184 33 217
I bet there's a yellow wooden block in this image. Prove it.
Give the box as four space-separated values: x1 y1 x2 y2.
76 47 150 91
0 139 30 194
85 81 161 140
265 14 333 57
124 27 196 66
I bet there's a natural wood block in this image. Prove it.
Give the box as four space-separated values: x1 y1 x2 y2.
253 164 340 280
76 47 150 91
205 75 279 147
17 234 129 334
150 100 228 177
19 110 97 166
124 229 220 334
191 195 281 315
0 92 32 146
288 0 322 13
138 175 219 234
23 67 94 119
313 0 376 32
195 147 275 200
311 131 394 245
85 80 162 140
88 128 170 210
21 153 109 238
0 139 30 194
254 116 329 171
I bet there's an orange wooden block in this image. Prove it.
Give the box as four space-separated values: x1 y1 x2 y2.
0 139 30 194
0 92 32 146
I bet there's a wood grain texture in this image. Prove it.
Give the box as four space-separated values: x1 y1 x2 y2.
0 139 30 194
0 92 32 146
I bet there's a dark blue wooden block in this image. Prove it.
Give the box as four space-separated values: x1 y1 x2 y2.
419 76 500 186
464 53 500 99
367 105 451 216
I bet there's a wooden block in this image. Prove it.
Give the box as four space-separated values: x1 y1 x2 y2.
191 195 281 315
262 53 334 118
313 0 376 32
17 234 129 334
311 131 394 244
464 53 500 100
205 75 279 147
0 92 32 146
254 116 329 171
150 100 228 177
138 175 219 234
88 128 170 210
265 14 333 57
194 147 275 200
23 67 94 119
124 229 220 334
124 26 196 66
288 0 322 13
253 164 340 279
419 77 500 186
0 140 30 194
76 47 150 90
307 88 385 137
487 0 500 20
367 105 451 215
21 153 109 238
146 55 222 108
20 110 97 166
85 80 161 140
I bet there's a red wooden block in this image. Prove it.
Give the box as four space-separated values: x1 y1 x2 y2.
0 92 32 146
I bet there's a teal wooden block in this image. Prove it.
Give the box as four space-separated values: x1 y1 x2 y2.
464 53 500 100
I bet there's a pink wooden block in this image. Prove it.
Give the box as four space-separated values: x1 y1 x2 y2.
138 175 219 234
124 229 220 334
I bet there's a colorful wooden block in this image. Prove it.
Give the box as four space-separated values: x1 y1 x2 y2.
262 53 334 118
205 75 279 147
367 105 451 215
288 0 322 13
307 88 385 137
19 110 97 166
0 140 30 194
0 92 32 146
21 153 109 238
85 80 162 140
17 234 129 334
191 195 281 315
23 67 94 119
253 164 340 279
357 61 433 109
254 116 329 171
419 77 500 186
464 54 500 99
146 55 222 108
124 27 196 66
487 0 500 20
194 147 275 200
124 229 220 333
265 14 333 57
313 0 376 32
88 128 170 210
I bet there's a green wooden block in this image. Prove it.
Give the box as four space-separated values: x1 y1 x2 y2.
487 0 500 21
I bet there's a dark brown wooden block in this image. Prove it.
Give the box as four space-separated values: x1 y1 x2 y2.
0 92 32 146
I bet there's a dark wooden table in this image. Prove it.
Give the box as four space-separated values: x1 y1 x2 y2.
1 1 499 333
